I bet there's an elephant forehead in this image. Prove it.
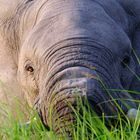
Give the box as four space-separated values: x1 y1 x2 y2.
22 11 131 57
19 0 132 59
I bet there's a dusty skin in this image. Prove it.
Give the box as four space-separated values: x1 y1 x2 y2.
0 0 140 136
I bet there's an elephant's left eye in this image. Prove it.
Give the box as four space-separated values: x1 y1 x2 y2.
25 64 34 73
121 56 131 68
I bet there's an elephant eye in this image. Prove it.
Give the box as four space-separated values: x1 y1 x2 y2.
25 64 34 73
121 56 130 68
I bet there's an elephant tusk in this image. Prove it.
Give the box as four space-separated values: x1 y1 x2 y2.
25 117 37 125
127 108 140 122
19 117 37 128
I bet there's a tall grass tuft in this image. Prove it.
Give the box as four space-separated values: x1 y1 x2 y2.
0 95 140 140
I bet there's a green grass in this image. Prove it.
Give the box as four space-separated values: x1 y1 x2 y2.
0 97 140 140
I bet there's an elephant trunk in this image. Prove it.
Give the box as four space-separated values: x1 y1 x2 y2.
38 67 99 135
36 39 136 134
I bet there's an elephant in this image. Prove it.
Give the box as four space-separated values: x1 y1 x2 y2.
0 0 140 135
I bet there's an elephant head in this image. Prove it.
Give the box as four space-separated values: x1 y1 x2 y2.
0 0 140 135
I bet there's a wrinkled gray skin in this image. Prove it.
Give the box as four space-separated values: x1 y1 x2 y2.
0 0 140 135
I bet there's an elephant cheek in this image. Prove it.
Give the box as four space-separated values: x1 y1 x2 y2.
19 78 38 107
22 87 38 107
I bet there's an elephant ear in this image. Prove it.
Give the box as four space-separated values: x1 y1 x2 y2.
129 25 140 96
118 0 140 96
